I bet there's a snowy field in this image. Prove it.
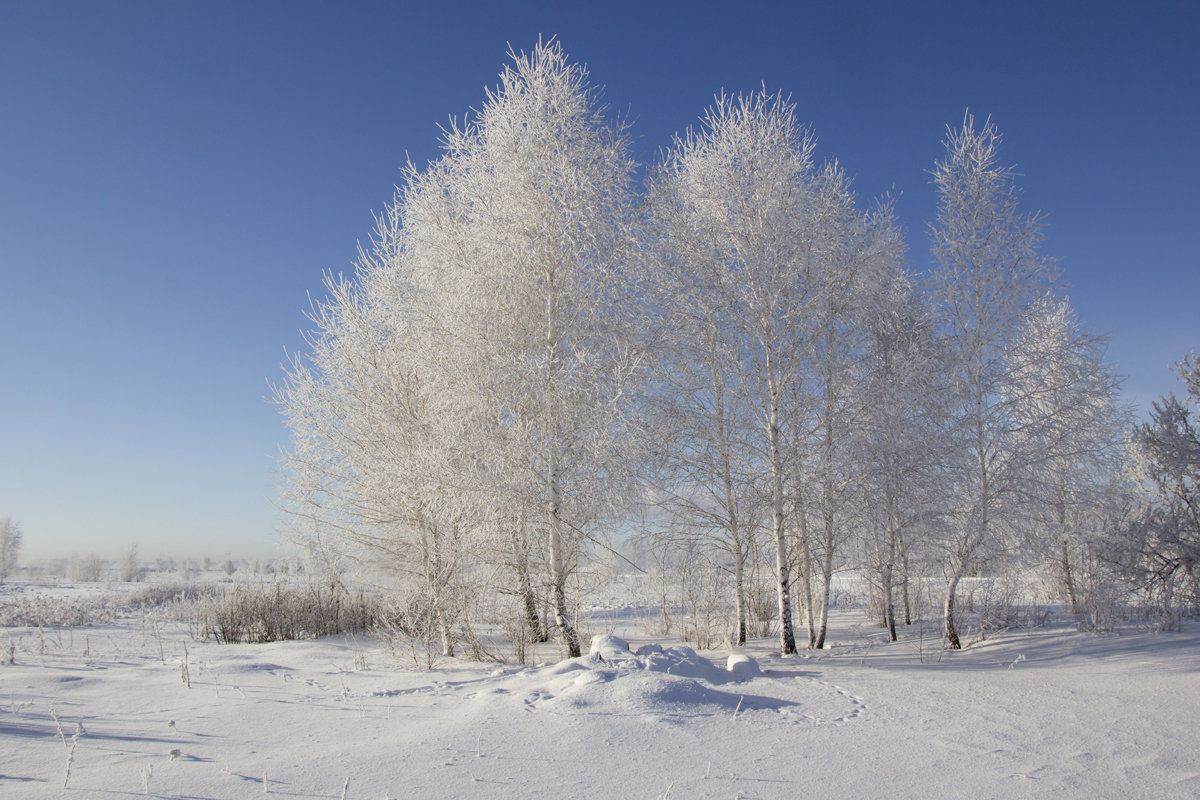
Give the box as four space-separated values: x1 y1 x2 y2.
2 578 1198 799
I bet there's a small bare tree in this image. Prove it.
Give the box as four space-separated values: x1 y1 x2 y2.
120 541 144 582
0 517 22 583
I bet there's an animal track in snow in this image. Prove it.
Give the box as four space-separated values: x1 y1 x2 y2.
790 677 868 725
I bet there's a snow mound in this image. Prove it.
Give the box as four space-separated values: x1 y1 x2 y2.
589 634 631 660
482 640 760 719
726 653 762 679
631 643 723 681
585 636 721 681
604 671 720 714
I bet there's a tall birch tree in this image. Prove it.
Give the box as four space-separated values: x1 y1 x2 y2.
279 41 638 660
798 197 902 650
647 90 887 654
277 172 477 656
928 114 1058 648
856 269 949 640
423 40 640 658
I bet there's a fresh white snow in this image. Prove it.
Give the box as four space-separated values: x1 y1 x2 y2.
2 579 1198 799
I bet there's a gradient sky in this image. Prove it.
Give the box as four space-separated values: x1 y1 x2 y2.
2 1 1197 560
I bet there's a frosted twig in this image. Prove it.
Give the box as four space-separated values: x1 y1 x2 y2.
63 724 83 788
51 705 67 747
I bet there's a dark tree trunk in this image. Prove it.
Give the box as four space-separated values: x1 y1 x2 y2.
944 572 962 650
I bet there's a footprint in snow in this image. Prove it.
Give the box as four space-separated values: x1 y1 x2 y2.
795 677 869 724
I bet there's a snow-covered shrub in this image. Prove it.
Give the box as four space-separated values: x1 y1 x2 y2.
119 542 145 583
181 582 381 644
67 553 103 582
745 578 776 639
126 582 216 608
373 593 449 670
975 576 1021 636
678 550 728 650
0 594 117 627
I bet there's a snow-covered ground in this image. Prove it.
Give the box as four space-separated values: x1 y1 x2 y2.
2 579 1198 799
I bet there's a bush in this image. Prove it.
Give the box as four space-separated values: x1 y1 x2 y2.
0 595 116 627
183 582 382 644
127 582 217 608
372 593 449 669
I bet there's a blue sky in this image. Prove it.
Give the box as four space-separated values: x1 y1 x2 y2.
2 1 1197 560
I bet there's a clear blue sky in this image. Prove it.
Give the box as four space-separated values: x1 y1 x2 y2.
2 1 1197 560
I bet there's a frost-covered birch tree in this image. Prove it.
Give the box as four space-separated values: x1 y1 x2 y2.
1006 297 1129 611
1122 354 1200 613
928 114 1058 648
647 90 888 655
855 270 950 639
277 170 480 656
641 249 763 646
795 196 903 650
422 40 640 658
280 41 639 660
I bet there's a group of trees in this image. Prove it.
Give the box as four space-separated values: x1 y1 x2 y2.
280 43 637 658
278 40 1191 658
